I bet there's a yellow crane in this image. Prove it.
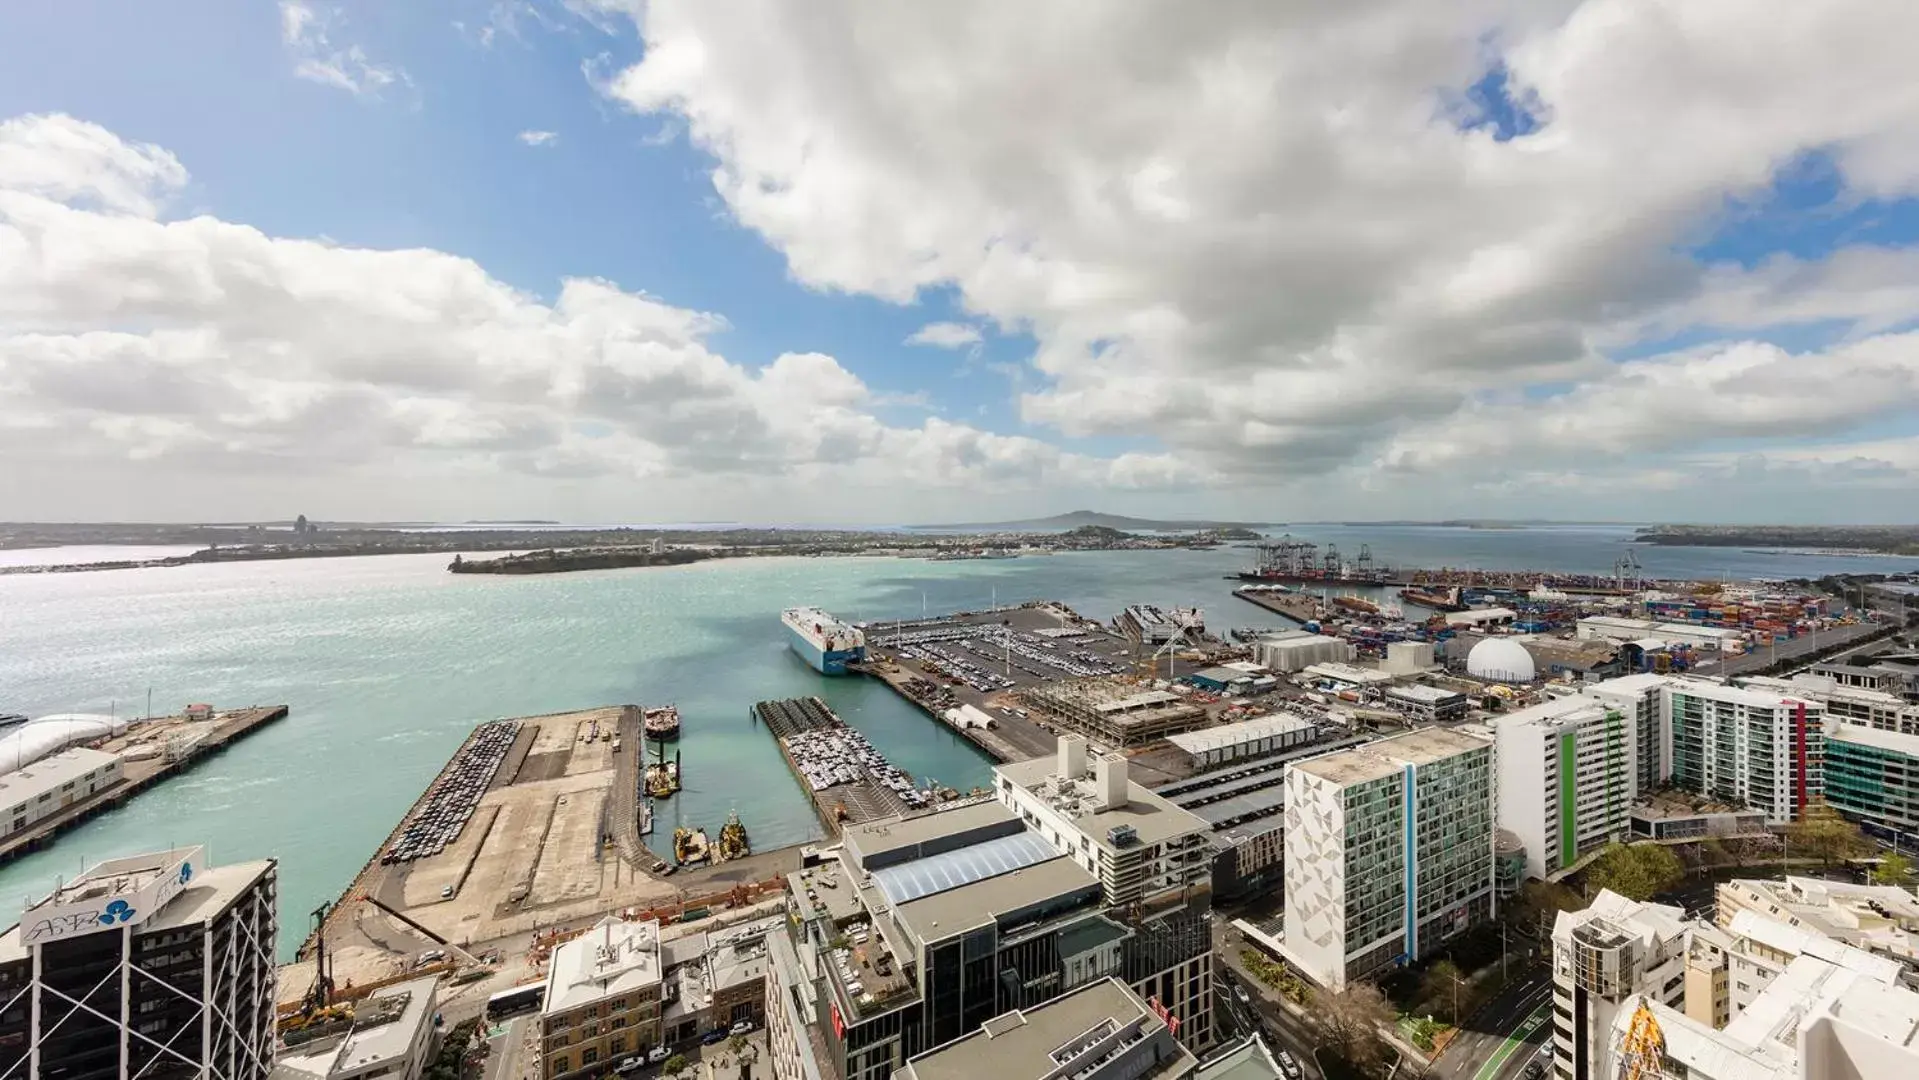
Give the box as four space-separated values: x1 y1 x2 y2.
1619 998 1667 1080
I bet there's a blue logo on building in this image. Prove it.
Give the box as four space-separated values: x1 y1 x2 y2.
99 900 136 926
179 861 193 884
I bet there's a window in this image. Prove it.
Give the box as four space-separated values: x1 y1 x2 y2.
610 1037 626 1055
582 1049 599 1066
553 1058 568 1075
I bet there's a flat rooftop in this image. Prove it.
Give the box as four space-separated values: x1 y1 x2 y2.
895 855 1098 944
898 977 1194 1080
842 799 1019 870
1166 715 1315 756
0 856 271 964
996 757 1212 853
1290 726 1488 787
1384 684 1463 704
544 917 662 1013
337 976 437 1074
1302 662 1395 685
0 746 119 808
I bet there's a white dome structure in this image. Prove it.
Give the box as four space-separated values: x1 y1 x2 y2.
0 714 125 776
1466 638 1536 683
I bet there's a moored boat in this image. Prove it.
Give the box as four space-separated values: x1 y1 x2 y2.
642 705 681 740
782 607 867 674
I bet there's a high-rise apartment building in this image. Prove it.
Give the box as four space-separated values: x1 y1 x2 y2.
1583 672 1670 793
1665 679 1824 824
0 846 278 1080
1494 696 1635 879
1280 728 1494 990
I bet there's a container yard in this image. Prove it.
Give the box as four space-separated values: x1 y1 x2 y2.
751 696 934 833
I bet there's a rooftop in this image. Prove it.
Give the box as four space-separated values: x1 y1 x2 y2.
1491 695 1608 733
142 860 277 933
1383 684 1463 704
1165 715 1316 756
544 917 662 1014
1290 726 1488 787
0 746 119 809
1587 673 1671 696
894 855 1099 944
1195 1034 1286 1080
842 799 1020 871
1301 662 1396 685
337 977 437 1075
996 756 1213 853
897 977 1196 1080
1828 721 1919 757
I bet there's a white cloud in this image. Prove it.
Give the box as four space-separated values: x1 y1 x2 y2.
604 1 1919 488
279 1 408 98
0 113 1191 520
904 322 982 349
518 130 560 147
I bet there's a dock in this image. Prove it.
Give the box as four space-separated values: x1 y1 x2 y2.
301 703 803 992
752 697 916 835
0 705 289 867
1232 587 1324 624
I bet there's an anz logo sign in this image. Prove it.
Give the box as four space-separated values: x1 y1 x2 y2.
21 847 204 945
100 900 137 925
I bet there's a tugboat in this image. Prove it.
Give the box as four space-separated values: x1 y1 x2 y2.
717 810 750 861
643 705 682 741
645 759 680 799
673 827 711 866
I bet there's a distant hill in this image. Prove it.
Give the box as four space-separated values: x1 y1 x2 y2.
919 510 1278 532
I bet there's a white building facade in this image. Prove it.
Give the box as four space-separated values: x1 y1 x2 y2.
1494 697 1635 880
1280 728 1494 990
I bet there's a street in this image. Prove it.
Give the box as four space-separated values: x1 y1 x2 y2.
1429 967 1553 1080
482 1015 532 1080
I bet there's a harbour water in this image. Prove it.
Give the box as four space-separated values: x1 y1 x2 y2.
0 524 1908 955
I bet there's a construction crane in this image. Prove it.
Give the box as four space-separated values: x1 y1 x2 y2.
1142 611 1203 681
306 900 334 1011
1618 997 1666 1080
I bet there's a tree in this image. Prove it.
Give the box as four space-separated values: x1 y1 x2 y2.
1873 852 1915 887
734 1034 761 1080
1586 842 1684 902
1314 981 1394 1071
663 1054 689 1080
1418 959 1467 1024
1787 802 1870 866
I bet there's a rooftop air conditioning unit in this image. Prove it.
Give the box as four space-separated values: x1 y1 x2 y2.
1108 825 1139 848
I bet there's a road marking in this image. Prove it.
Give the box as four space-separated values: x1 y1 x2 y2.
1471 1003 1550 1080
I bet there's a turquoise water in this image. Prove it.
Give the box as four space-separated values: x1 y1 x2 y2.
0 528 1906 955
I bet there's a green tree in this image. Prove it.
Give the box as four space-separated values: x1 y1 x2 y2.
663 1054 689 1080
1586 842 1684 902
1787 802 1870 866
1313 981 1394 1071
1418 959 1467 1023
1873 852 1915 886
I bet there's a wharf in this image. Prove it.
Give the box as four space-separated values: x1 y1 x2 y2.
751 697 914 835
0 705 288 867
1233 588 1324 624
303 704 802 994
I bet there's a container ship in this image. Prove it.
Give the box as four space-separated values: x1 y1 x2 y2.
783 607 867 675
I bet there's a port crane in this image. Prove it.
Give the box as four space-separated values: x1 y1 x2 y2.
1613 548 1644 592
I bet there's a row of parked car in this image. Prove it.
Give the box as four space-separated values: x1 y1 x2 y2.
611 1019 758 1074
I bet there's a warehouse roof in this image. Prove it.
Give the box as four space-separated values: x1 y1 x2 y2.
894 856 1098 943
0 746 120 810
1166 714 1316 756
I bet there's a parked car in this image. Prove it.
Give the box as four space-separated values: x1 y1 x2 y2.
440 885 455 900
1522 1062 1546 1080
1276 1050 1302 1079
646 1047 671 1064
1233 985 1250 1005
702 1029 728 1045
614 1058 643 1075
728 1019 756 1036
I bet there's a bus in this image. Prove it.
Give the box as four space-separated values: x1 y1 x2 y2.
486 981 547 1021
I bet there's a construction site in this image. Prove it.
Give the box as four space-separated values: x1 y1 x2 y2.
286 705 800 1014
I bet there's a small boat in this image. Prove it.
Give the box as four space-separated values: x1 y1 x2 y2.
643 705 682 740
646 760 680 799
673 827 711 866
718 810 750 861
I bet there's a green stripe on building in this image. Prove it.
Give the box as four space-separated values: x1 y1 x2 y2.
1560 732 1577 870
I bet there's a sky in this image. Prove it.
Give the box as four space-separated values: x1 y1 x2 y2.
2 2 1918 526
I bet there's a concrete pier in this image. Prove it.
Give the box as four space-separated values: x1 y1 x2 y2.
0 704 289 866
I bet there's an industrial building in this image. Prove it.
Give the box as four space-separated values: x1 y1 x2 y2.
1494 697 1635 881
767 784 1217 1080
0 846 278 1080
1299 662 1396 692
1463 637 1536 683
1444 607 1516 628
894 977 1198 1080
274 976 441 1080
1576 615 1748 652
1379 640 1435 675
1380 684 1467 723
1253 633 1352 673
0 745 122 841
1278 728 1494 989
1022 681 1208 747
1164 715 1317 769
996 738 1215 909
540 918 665 1080
1184 666 1271 696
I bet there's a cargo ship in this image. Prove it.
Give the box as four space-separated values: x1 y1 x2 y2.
642 705 681 740
783 607 867 675
1399 585 1467 612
